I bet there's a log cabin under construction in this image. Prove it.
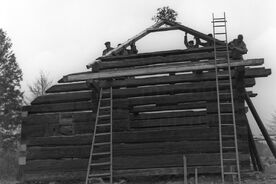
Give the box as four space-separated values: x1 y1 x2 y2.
19 19 274 183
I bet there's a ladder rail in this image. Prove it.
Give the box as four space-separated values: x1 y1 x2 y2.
110 87 113 184
85 87 113 184
224 12 241 182
212 12 241 184
85 88 103 184
212 12 225 183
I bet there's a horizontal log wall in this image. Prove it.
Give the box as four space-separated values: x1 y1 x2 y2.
21 58 271 182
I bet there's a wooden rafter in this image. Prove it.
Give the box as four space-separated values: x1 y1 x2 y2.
86 20 224 69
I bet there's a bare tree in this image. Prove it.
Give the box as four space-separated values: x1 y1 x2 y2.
28 71 53 100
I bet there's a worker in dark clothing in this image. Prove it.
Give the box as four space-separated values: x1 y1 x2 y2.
102 41 114 56
128 42 138 54
184 32 200 49
228 34 248 60
116 42 138 56
198 33 214 47
117 44 129 56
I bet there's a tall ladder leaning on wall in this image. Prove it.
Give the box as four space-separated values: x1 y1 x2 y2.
212 12 241 184
85 87 113 184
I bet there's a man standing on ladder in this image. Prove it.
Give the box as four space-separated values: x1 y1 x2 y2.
228 34 248 60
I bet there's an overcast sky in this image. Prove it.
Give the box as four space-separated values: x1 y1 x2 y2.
1 0 276 134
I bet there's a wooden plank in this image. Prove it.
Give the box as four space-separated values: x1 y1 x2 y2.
95 51 227 70
21 165 246 181
124 90 242 107
23 153 250 172
32 78 255 105
45 68 270 93
25 126 248 146
99 46 227 63
26 140 249 160
130 110 206 120
61 59 264 82
22 118 129 138
101 21 165 57
23 101 93 114
132 102 206 113
147 26 181 32
130 113 248 129
23 90 251 113
163 20 222 44
46 82 89 93
23 110 128 125
31 91 92 105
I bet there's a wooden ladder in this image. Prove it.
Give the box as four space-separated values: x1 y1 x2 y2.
85 87 113 184
212 12 241 184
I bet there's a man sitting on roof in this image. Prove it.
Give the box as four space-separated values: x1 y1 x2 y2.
116 42 138 56
198 33 214 47
184 32 200 49
102 41 114 56
228 34 248 60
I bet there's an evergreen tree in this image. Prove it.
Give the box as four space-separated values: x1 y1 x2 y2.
152 6 178 23
0 29 23 150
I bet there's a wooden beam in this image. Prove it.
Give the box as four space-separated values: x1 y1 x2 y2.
94 51 227 71
46 67 269 92
25 127 248 146
23 153 250 171
61 59 264 82
147 26 181 32
27 141 249 160
163 20 223 44
22 165 252 182
244 90 276 159
33 78 255 105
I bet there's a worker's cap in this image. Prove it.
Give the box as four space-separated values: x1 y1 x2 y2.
105 41 111 45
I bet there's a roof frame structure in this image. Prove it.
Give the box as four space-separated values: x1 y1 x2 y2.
86 20 223 69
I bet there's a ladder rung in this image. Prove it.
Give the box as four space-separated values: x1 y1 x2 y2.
219 93 231 95
214 17 225 20
220 113 233 115
218 83 230 85
94 142 110 146
95 132 111 136
220 102 232 105
215 32 226 35
98 114 111 118
212 20 227 23
101 98 111 101
89 173 110 177
99 106 111 109
223 158 236 161
221 124 234 126
92 152 111 156
90 162 110 166
224 172 238 175
222 146 236 149
97 123 111 127
217 74 230 77
214 25 225 27
222 135 234 138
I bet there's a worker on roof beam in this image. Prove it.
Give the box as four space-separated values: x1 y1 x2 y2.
184 32 200 49
228 34 248 60
102 41 114 56
198 33 214 47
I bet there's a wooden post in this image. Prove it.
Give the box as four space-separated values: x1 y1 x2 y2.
244 90 276 159
247 122 264 171
195 168 198 184
183 155 188 184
